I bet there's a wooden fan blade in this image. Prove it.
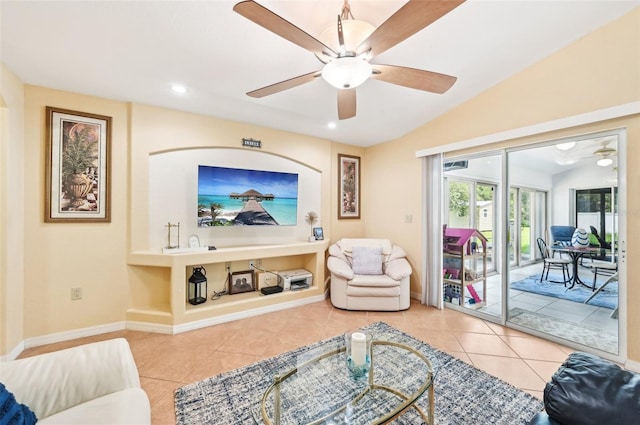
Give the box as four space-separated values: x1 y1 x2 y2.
234 1 336 58
357 0 465 59
247 71 321 98
371 64 457 94
337 88 356 120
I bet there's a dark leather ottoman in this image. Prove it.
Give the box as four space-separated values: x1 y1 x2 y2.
528 351 640 425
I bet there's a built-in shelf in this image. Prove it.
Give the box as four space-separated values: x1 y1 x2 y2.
127 241 330 332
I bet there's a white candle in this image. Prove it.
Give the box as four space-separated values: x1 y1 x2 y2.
351 332 367 366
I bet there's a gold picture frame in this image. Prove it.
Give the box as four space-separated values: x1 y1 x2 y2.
338 154 360 219
45 107 111 222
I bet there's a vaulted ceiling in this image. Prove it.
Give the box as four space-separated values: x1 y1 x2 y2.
1 1 638 146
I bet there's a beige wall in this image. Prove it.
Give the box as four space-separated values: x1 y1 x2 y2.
22 87 131 338
1 64 26 355
366 8 640 359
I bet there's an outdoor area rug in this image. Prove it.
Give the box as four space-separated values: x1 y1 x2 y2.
175 322 543 424
510 274 617 310
510 308 617 353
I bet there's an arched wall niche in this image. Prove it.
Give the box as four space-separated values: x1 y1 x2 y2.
148 147 322 250
148 146 322 173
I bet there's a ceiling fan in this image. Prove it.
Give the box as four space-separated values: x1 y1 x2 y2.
554 137 618 167
593 140 617 167
233 0 465 120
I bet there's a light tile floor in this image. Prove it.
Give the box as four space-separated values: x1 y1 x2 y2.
19 299 574 424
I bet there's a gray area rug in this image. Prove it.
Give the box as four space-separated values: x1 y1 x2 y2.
509 308 617 353
175 322 543 424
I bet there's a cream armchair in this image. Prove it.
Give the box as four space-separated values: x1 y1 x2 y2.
327 238 412 311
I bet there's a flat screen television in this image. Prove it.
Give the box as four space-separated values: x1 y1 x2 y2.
197 165 298 227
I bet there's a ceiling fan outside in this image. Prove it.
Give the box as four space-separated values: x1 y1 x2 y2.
593 140 617 167
233 0 465 120
554 137 618 167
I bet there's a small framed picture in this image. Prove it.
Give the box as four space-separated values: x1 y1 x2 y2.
313 227 324 240
338 153 360 219
229 270 255 295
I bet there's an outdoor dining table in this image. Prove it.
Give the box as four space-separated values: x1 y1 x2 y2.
550 245 609 290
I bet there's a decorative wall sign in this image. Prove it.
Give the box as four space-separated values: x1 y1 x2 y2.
242 138 262 148
338 154 360 219
45 107 111 222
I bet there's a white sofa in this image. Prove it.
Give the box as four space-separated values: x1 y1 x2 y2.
327 238 412 311
0 338 150 424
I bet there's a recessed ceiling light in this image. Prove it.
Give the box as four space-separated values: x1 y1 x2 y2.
171 84 187 94
327 122 336 129
556 142 576 151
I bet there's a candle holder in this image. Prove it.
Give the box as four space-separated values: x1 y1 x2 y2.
345 331 372 380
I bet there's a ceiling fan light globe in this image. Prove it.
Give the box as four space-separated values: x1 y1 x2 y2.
322 57 372 89
596 157 613 167
318 19 375 53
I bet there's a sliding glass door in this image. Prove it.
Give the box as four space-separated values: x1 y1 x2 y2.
443 155 501 317
439 130 624 357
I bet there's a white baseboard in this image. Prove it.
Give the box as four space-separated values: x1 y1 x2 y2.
171 294 326 334
126 321 175 334
23 321 127 349
7 297 329 357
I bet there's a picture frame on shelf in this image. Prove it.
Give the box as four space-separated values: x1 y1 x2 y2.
313 227 324 240
338 153 360 219
45 106 112 222
229 270 255 295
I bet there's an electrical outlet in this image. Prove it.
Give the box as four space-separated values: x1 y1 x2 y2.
71 287 82 300
249 259 256 269
225 262 231 273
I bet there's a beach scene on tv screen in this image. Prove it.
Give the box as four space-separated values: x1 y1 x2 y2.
197 165 298 226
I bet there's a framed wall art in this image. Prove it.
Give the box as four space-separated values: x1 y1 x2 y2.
338 154 360 219
45 106 112 222
229 270 255 295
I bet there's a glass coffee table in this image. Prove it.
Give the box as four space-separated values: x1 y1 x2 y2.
260 340 435 425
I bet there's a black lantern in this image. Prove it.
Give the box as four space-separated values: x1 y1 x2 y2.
188 266 207 305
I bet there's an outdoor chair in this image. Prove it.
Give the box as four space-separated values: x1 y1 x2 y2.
536 237 571 284
589 259 618 290
585 271 619 319
589 226 611 249
549 225 575 259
